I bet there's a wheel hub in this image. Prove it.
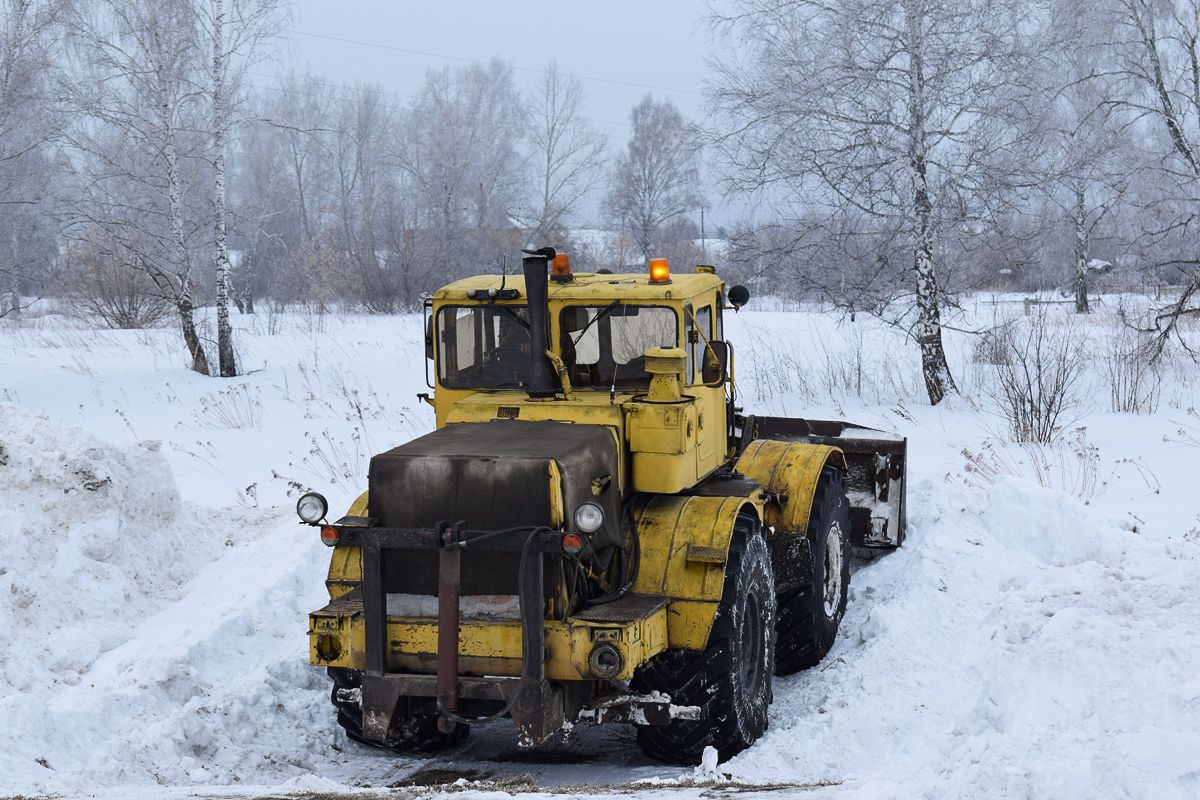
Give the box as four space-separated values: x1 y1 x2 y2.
823 521 844 618
741 590 763 693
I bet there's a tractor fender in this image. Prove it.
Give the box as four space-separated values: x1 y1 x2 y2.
734 440 847 595
325 491 369 599
631 494 762 652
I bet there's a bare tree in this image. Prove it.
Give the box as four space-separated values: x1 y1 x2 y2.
65 0 211 373
604 94 701 267
709 0 1039 404
198 0 285 376
1028 0 1138 313
0 0 65 318
523 61 607 246
328 82 404 312
393 59 526 278
1109 0 1200 352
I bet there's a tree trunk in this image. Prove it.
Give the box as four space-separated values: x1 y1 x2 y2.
164 105 209 375
8 230 20 319
1073 186 1090 314
178 282 210 376
211 0 237 377
905 0 956 406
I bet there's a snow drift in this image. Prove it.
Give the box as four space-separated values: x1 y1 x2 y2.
0 403 336 792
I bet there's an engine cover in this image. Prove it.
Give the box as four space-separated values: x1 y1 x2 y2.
368 420 621 596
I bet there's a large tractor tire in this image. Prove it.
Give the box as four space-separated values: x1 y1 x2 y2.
774 466 851 676
327 667 467 752
632 513 776 764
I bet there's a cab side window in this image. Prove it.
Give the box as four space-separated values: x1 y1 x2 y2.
692 305 712 383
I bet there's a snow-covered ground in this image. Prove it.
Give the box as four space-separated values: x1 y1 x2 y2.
1 296 1198 799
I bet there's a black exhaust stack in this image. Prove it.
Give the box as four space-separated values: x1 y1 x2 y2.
522 248 556 399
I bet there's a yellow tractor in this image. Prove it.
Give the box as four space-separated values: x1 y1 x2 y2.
299 249 906 764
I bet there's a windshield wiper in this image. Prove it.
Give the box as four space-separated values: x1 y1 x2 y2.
567 300 620 348
495 305 530 332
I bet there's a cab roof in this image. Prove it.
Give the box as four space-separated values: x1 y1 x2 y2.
432 271 725 303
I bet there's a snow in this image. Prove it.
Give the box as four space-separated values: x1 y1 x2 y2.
1 296 1199 798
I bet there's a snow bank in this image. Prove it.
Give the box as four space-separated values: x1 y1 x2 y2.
0 404 336 793
724 475 1200 799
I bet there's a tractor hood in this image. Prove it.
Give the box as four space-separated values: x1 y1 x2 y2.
367 420 621 597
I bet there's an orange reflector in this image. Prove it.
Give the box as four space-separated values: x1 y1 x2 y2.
320 526 339 547
649 258 671 284
562 533 584 554
551 253 573 282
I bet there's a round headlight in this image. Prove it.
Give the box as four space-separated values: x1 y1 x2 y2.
573 502 604 533
297 492 328 524
589 643 623 678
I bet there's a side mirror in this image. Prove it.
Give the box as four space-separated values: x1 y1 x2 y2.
727 285 750 309
425 316 434 360
702 340 729 386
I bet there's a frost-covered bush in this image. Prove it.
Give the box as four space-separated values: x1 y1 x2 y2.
983 312 1089 442
961 428 1105 499
1100 321 1162 414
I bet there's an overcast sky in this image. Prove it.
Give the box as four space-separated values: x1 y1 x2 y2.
284 1 712 138
276 1 729 226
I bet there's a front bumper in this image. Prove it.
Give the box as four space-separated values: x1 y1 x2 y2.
309 591 668 682
306 520 677 746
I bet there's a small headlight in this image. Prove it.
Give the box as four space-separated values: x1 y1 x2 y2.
574 502 604 533
297 492 328 524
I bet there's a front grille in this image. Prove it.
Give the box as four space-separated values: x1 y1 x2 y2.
497 406 520 419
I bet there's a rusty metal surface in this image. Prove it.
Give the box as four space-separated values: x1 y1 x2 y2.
682 475 761 497
380 674 518 701
510 536 564 746
361 672 405 741
577 693 702 726
436 527 462 726
747 415 908 548
335 526 569 553
362 546 386 675
522 253 557 399
685 545 726 565
572 593 668 623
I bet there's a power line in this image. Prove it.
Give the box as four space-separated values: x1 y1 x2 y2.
289 29 703 97
244 71 633 142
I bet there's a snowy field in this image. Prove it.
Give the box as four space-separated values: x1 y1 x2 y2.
2 295 1199 799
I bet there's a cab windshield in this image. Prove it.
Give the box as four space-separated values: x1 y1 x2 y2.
437 305 531 389
560 304 678 388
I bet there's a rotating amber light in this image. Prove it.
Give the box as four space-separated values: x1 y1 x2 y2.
550 252 573 282
648 258 671 284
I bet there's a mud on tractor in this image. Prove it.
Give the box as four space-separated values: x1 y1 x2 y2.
299 250 906 764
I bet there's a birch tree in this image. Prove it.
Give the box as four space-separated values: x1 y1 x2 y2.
66 0 211 373
604 94 701 267
198 0 285 376
524 61 607 246
0 0 65 318
1110 0 1200 352
1034 0 1136 313
709 0 1038 404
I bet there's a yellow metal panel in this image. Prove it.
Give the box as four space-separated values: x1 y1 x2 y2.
631 452 698 494
735 440 846 535
308 605 669 682
630 494 760 650
548 460 564 528
433 272 722 302
347 491 369 517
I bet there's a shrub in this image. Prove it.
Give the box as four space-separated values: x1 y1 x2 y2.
58 235 171 329
983 312 1089 443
